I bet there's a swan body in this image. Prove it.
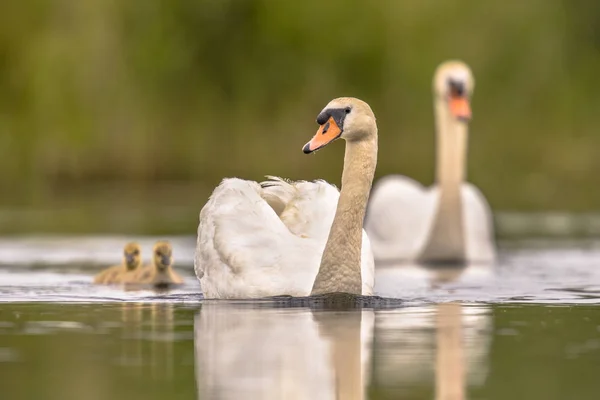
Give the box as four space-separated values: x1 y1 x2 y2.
366 178 495 263
365 61 496 264
195 97 378 299
195 177 374 298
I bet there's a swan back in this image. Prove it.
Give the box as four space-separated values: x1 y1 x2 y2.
195 177 374 298
261 177 340 240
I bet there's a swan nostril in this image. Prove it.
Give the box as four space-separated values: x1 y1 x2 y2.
322 122 330 134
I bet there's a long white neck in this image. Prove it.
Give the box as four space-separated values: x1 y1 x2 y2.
311 136 377 295
419 97 468 264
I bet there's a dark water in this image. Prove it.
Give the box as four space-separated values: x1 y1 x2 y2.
1 238 600 400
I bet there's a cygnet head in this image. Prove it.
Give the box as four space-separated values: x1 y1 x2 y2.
433 60 475 122
123 242 142 271
303 97 377 154
153 241 173 271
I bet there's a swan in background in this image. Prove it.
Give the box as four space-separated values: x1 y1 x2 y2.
365 60 496 265
195 97 378 298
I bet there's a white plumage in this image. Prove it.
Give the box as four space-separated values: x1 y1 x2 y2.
365 176 495 263
195 176 374 299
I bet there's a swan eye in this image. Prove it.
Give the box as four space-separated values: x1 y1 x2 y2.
345 107 351 114
447 79 465 97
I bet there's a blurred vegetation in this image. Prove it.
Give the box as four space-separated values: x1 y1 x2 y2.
1 1 600 232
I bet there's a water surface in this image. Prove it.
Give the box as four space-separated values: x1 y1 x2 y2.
0 238 599 400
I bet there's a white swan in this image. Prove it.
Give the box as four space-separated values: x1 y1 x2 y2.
365 61 496 265
195 97 378 299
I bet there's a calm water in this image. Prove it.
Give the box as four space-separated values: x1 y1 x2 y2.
1 237 600 400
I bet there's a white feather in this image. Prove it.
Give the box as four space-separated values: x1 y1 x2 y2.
365 175 495 263
195 177 374 299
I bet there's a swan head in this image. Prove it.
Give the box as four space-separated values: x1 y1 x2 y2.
123 242 142 271
152 241 173 271
303 97 376 153
433 60 474 122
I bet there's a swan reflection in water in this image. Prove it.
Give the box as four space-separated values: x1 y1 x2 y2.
194 303 373 400
193 263 492 400
374 263 493 399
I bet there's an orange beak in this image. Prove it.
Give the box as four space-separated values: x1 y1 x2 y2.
302 116 343 154
449 95 471 121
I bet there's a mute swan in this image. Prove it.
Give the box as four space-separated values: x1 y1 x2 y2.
93 242 142 284
135 241 183 287
365 61 496 265
195 97 378 298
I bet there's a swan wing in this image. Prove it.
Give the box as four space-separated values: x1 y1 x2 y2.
196 178 320 298
365 175 433 262
260 176 340 240
462 183 497 262
360 231 375 295
258 176 297 217
196 177 375 298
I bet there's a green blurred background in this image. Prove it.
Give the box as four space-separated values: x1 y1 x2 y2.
0 0 599 234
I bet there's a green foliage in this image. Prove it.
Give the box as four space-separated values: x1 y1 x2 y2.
0 0 599 212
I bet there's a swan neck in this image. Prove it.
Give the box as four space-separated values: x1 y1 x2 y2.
434 98 467 191
311 136 377 295
419 99 468 263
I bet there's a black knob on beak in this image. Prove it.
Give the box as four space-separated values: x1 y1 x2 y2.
316 112 329 125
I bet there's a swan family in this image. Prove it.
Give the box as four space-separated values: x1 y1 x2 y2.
92 60 495 296
94 241 183 287
191 60 496 299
